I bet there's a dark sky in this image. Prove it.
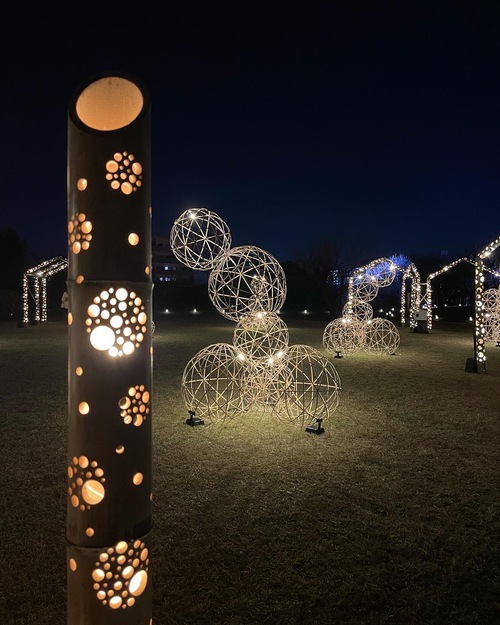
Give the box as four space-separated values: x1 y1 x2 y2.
2 2 500 265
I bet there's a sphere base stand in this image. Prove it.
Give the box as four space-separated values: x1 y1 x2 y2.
186 410 204 427
305 418 324 435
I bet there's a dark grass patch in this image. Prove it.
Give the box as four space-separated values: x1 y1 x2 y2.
0 317 499 624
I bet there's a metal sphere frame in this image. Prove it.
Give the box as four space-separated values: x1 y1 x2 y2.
208 245 287 321
364 317 401 355
181 342 251 424
169 207 232 270
323 316 365 357
233 311 289 363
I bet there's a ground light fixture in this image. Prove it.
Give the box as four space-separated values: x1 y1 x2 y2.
66 73 152 625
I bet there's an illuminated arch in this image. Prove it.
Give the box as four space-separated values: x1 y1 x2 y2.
19 256 68 327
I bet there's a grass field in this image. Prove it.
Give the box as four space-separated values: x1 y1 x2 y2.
0 314 499 625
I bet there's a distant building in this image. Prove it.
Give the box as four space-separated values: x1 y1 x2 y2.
151 237 194 283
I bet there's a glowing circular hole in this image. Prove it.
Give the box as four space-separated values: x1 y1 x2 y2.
68 313 73 325
69 558 77 571
90 326 115 351
119 397 131 409
116 445 125 454
123 342 135 355
77 178 87 191
88 304 100 317
75 366 83 376
128 233 139 246
86 527 94 537
76 274 84 284
109 596 122 609
129 570 148 596
110 315 123 329
81 480 105 505
115 288 128 301
133 472 143 486
122 182 133 195
115 541 128 555
78 402 90 415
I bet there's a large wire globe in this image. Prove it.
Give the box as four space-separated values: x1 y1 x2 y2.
272 345 341 427
169 207 232 270
181 343 250 424
323 317 364 357
208 245 287 321
233 311 289 363
364 318 401 355
483 312 500 343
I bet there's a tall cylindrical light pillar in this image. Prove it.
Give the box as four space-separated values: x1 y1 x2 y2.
66 73 153 624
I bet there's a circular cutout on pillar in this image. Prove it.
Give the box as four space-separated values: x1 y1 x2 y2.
78 402 90 415
128 233 139 246
75 76 144 131
133 472 143 485
77 178 88 191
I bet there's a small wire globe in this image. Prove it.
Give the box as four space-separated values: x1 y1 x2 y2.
272 344 341 427
343 300 374 322
233 311 289 363
181 343 250 424
208 245 287 321
169 207 232 270
365 259 397 288
323 317 365 357
364 318 401 355
351 274 379 302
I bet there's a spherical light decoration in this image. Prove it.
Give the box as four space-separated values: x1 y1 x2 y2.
482 288 500 314
351 274 379 302
169 207 232 270
482 312 500 342
364 318 401 355
343 300 374 322
365 259 397 288
181 343 251 424
208 245 287 321
323 317 365 356
273 345 341 427
233 311 289 363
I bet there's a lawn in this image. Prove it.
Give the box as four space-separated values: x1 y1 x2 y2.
0 314 498 625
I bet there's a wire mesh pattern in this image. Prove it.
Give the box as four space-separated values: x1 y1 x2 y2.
351 274 379 302
364 317 401 355
364 259 397 287
343 300 374 322
170 207 232 270
482 288 500 314
483 312 500 343
208 245 287 321
233 311 289 363
181 343 251 424
323 317 365 356
271 345 342 426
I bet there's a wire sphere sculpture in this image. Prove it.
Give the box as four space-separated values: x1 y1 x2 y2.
343 300 374 322
323 317 365 356
351 274 379 302
365 260 397 288
240 359 289 409
208 245 287 321
272 345 341 427
482 288 500 314
233 311 289 363
169 207 232 270
364 318 401 355
483 313 500 343
181 343 250 424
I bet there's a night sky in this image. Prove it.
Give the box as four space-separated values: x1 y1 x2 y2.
2 3 500 266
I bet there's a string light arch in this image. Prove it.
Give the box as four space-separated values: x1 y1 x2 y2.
19 256 68 327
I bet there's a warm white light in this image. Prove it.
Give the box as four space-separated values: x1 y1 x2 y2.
90 325 115 351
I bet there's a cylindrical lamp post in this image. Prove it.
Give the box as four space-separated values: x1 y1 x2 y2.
66 73 153 624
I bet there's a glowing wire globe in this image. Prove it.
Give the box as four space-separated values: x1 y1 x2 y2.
365 259 397 288
323 317 365 356
273 345 341 427
181 343 250 424
483 312 500 343
169 207 232 270
233 311 289 363
364 318 401 355
343 300 374 322
351 274 379 302
208 245 287 321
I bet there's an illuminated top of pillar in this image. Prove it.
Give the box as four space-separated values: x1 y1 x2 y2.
75 76 144 131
